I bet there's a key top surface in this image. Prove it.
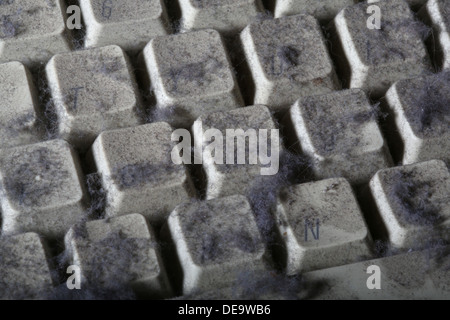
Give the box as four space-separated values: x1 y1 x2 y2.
0 0 71 66
300 246 450 299
274 178 372 274
368 160 450 250
385 71 450 165
0 139 88 238
240 14 340 111
164 195 270 295
332 0 432 96
192 105 280 199
65 213 172 298
142 29 244 127
286 89 392 185
90 122 195 223
80 0 170 51
46 45 142 151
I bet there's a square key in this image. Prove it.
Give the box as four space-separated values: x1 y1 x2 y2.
385 72 450 165
240 14 340 111
178 0 264 34
287 89 393 185
0 0 71 67
369 160 450 249
0 233 53 299
421 0 450 70
0 61 43 148
0 140 88 238
142 29 244 127
332 0 432 97
90 122 195 223
273 0 356 21
46 45 142 151
274 178 372 274
192 105 280 199
65 213 172 298
164 195 269 295
80 0 171 52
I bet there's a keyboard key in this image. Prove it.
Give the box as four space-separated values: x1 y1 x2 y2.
90 122 195 223
163 195 270 295
240 14 340 111
142 29 244 127
273 0 355 21
65 213 172 298
368 160 450 250
300 246 449 299
421 0 450 70
0 140 88 238
192 105 280 199
274 178 372 274
80 0 171 52
46 45 142 151
332 0 432 97
0 0 71 67
178 0 264 34
0 233 53 299
385 72 450 165
0 61 43 148
286 89 392 185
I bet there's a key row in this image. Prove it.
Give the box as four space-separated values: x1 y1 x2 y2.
0 1 448 78
2 60 447 180
0 126 448 249
0 72 449 234
1 161 448 298
1 11 449 148
0 0 370 61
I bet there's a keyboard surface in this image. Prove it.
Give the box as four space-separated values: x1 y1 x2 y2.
0 0 448 300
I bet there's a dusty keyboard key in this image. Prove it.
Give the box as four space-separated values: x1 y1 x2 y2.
240 14 340 111
368 160 450 250
163 195 270 295
192 105 280 199
0 61 43 147
80 0 170 52
0 0 71 67
0 140 88 238
385 72 450 165
142 29 244 127
273 0 355 21
421 0 450 69
178 0 264 34
274 178 372 274
286 89 392 185
300 246 450 299
331 0 432 97
0 233 53 299
65 213 172 298
90 122 195 223
46 45 142 151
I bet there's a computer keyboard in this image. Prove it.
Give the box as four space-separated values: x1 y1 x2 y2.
0 0 448 300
